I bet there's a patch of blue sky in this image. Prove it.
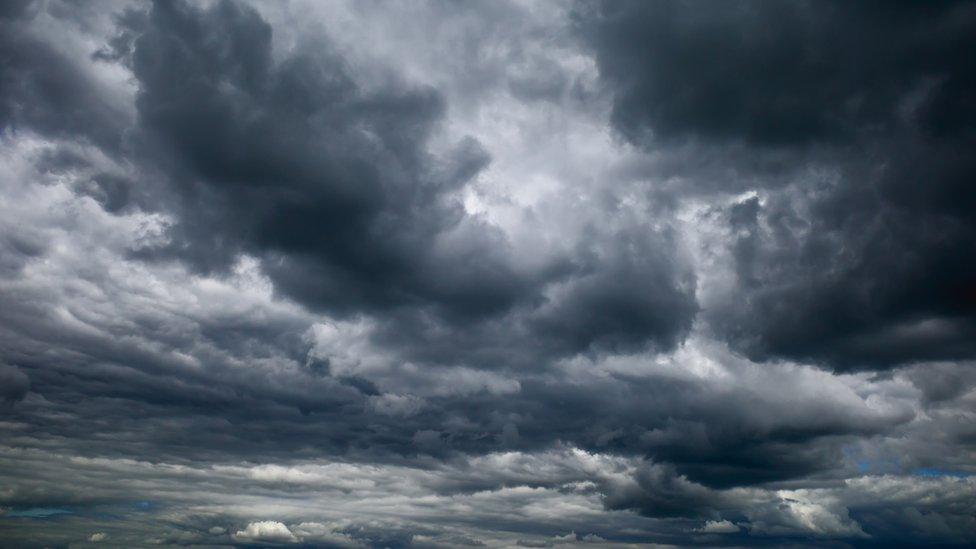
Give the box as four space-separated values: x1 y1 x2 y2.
4 508 73 518
913 468 972 478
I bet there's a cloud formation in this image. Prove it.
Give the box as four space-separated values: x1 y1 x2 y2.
580 0 976 370
1 0 974 547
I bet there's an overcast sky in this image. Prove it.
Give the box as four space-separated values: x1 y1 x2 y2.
1 0 975 547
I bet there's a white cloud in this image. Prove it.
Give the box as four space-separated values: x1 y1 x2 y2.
233 521 299 544
696 519 739 534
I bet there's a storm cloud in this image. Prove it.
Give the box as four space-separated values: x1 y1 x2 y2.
1 0 974 547
580 0 976 370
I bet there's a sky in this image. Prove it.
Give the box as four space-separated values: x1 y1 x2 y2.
0 0 975 547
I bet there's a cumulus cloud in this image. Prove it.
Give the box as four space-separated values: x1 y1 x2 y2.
233 521 298 544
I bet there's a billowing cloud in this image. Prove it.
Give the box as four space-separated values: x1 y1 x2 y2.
579 0 976 370
233 521 298 544
1 0 974 547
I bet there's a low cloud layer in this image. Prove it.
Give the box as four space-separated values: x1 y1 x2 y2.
1 0 974 547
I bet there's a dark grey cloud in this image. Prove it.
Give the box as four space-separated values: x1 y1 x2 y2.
580 0 976 370
2 0 975 546
0 363 29 405
580 0 974 147
99 0 696 366
0 7 129 153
